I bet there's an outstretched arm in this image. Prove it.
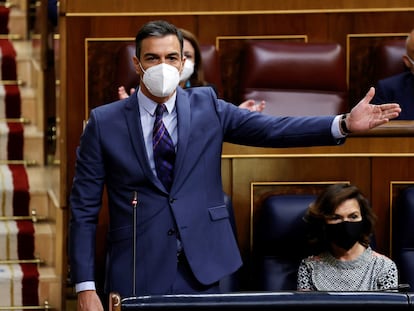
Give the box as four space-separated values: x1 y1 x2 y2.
344 87 401 133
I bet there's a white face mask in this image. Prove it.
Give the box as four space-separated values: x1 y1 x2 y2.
180 59 195 83
140 62 180 97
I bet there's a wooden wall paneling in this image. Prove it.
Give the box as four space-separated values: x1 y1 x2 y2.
199 13 323 40
63 0 414 14
326 13 350 48
351 11 414 34
86 38 134 111
83 15 199 38
371 157 414 256
66 17 92 187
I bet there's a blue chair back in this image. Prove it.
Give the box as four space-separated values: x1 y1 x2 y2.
254 194 317 290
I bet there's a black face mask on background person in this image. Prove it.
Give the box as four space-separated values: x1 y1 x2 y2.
325 221 364 250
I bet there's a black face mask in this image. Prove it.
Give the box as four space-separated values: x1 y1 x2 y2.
325 221 364 250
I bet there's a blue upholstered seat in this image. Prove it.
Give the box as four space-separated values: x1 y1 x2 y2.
253 194 317 291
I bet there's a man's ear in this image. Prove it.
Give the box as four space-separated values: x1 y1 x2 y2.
402 55 411 69
133 56 141 75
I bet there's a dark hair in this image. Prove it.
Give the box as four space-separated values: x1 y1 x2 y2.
304 183 377 250
135 20 183 60
179 28 208 87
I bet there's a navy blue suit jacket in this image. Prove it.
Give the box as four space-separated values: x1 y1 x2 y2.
69 86 343 297
372 72 414 120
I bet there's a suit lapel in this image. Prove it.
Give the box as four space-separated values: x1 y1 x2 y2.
171 88 190 192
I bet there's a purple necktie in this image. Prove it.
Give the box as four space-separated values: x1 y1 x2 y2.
153 104 175 190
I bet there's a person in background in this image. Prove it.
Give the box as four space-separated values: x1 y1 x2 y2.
297 183 398 291
118 28 266 113
69 20 400 311
371 29 414 119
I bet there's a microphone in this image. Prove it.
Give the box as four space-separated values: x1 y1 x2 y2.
132 191 138 208
132 191 138 297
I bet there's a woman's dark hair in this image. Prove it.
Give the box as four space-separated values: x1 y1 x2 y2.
135 20 183 60
179 28 208 87
304 183 377 250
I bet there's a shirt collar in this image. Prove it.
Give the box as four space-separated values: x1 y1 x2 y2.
137 87 177 116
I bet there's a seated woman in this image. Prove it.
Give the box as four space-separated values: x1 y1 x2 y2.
297 183 398 291
118 28 265 112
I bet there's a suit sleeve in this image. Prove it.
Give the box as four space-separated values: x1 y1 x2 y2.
69 110 106 284
214 94 342 148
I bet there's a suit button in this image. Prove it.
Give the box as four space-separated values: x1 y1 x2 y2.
170 198 176 204
167 229 176 236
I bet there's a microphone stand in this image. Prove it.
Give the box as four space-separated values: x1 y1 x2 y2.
132 191 138 297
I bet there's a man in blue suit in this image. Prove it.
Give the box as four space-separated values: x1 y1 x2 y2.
372 29 414 119
69 20 400 311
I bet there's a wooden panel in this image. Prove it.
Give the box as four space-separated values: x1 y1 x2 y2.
63 0 414 13
87 39 134 110
77 13 414 110
371 158 414 254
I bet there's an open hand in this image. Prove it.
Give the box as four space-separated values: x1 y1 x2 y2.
346 87 401 132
